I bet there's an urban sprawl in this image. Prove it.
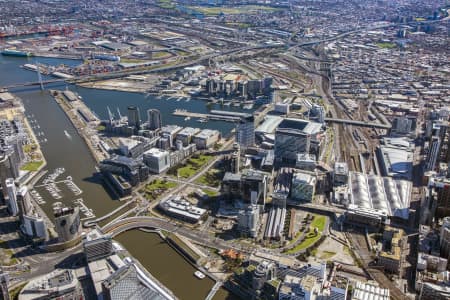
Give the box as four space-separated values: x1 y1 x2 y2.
0 0 449 300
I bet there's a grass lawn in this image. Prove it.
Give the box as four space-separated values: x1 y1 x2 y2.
284 215 327 254
202 189 219 197
157 0 175 9
9 282 27 300
319 251 336 260
23 144 37 153
0 239 18 266
195 168 223 187
174 49 190 56
175 154 213 179
151 51 171 59
143 179 177 201
20 161 43 172
376 42 396 49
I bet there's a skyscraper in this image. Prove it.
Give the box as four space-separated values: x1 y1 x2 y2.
236 114 255 148
5 178 18 216
147 109 162 131
53 204 81 243
127 106 141 129
16 186 32 222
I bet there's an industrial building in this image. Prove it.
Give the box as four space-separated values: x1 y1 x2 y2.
192 129 220 149
143 148 170 174
158 196 207 223
274 118 323 164
290 171 316 202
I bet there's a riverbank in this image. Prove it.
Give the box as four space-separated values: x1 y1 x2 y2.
114 230 238 300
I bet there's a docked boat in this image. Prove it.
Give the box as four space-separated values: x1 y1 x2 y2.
194 271 205 279
1 49 32 57
184 117 191 121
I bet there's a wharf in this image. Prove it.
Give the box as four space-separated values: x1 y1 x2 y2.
50 90 106 163
172 109 241 122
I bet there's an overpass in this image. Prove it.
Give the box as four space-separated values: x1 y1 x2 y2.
324 118 391 129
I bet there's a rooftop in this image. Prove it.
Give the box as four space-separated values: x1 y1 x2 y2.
349 172 411 219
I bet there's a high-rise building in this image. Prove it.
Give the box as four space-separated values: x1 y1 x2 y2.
16 186 32 222
425 137 441 171
147 109 162 131
263 76 273 96
53 204 81 243
291 171 316 202
23 214 48 240
274 118 323 163
127 106 141 129
5 178 18 216
440 217 450 262
236 114 255 148
237 204 259 238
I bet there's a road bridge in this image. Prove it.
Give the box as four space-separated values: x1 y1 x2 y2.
324 118 391 129
205 281 223 300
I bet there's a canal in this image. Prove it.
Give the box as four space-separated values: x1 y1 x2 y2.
0 54 240 299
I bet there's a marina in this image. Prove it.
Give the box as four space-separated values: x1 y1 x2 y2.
0 54 235 299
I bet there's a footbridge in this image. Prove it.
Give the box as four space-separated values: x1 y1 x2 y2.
102 216 230 251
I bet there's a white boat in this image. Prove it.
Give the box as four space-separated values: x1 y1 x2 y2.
194 271 205 279
197 118 208 123
184 117 191 121
64 130 72 139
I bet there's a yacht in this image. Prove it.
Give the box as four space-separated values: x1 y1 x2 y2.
194 271 205 279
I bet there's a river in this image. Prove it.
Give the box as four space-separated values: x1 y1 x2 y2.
0 54 239 299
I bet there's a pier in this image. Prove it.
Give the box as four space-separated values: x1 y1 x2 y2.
172 109 241 122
